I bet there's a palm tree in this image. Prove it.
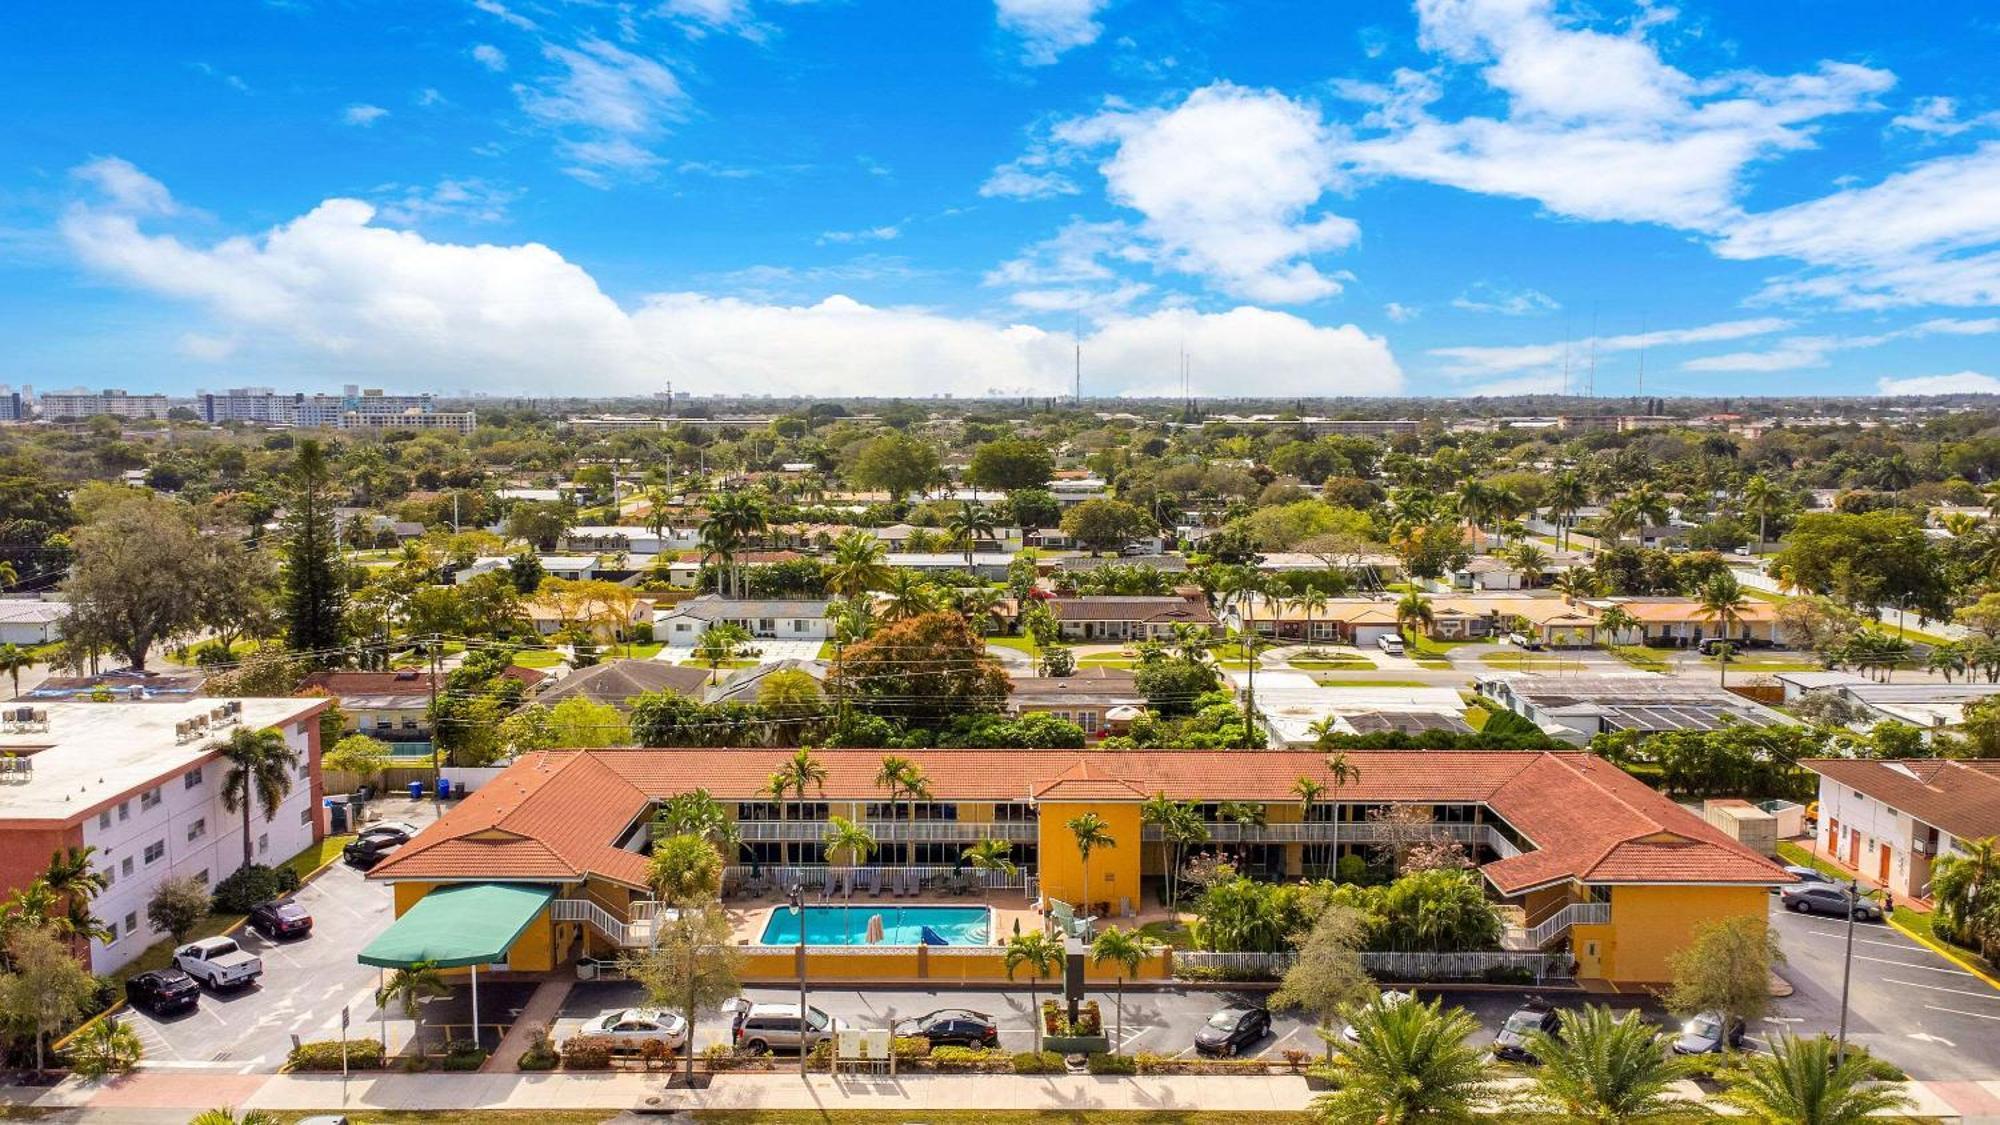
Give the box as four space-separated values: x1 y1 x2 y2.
774 748 827 867
879 569 937 622
67 1011 144 1077
1066 812 1115 915
946 501 997 568
1004 930 1064 1054
655 789 743 864
1507 542 1550 588
1719 1034 1914 1124
0 643 34 699
962 838 1017 888
1628 484 1671 530
825 530 889 597
1294 588 1330 648
692 622 750 683
1742 474 1783 556
1315 994 1497 1123
376 960 451 1053
874 754 930 864
1325 751 1358 880
190 1110 281 1125
822 816 875 940
1698 572 1749 686
1456 480 1497 540
1394 590 1433 642
1547 471 1589 551
1553 568 1599 604
1595 603 1638 646
1928 836 2000 957
696 516 742 597
42 845 110 941
1523 1005 1690 1122
1089 926 1159 1051
215 726 299 872
1599 496 1642 548
1293 776 1325 878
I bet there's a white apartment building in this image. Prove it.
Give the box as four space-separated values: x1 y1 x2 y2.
199 388 300 424
38 389 171 421
0 698 329 972
1803 757 2000 902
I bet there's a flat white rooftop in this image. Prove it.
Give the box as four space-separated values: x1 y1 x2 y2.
0 698 324 822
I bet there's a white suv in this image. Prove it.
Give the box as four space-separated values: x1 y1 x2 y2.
725 998 846 1054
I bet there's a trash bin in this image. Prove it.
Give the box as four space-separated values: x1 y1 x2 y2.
408 780 423 800
438 777 452 800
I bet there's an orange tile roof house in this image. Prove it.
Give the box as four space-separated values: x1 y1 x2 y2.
369 747 1787 986
1045 594 1219 641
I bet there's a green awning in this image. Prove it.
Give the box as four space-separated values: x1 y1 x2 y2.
359 883 556 969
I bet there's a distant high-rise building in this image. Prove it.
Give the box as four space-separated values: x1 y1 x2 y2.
37 388 170 421
0 386 23 422
199 388 301 424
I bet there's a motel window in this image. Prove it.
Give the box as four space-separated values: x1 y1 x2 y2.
301 808 311 825
99 810 111 830
187 818 206 842
907 802 958 821
194 870 209 885
994 802 1035 823
121 857 134 877
123 912 138 938
118 801 130 822
735 802 780 821
140 787 162 811
143 840 165 865
401 718 417 730
758 618 776 633
185 767 203 789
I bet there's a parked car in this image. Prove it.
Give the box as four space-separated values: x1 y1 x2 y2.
1491 1001 1560 1063
725 999 845 1054
125 968 201 1016
343 834 404 871
173 936 263 990
1376 634 1406 657
1672 1011 1748 1055
1343 990 1412 1044
357 820 419 844
1505 632 1543 651
1775 865 1834 892
248 899 314 940
580 1007 688 1052
894 1009 999 1048
1194 1005 1270 1057
1780 883 1882 921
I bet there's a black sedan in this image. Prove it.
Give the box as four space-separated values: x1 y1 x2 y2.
248 899 314 940
1194 1005 1270 1057
125 968 201 1016
1491 1002 1561 1063
343 835 402 870
894 1009 999 1048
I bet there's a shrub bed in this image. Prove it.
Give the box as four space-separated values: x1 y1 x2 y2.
1133 1051 1274 1075
286 1038 385 1071
560 1037 612 1070
1041 998 1102 1036
1086 1052 1136 1075
1011 1050 1065 1074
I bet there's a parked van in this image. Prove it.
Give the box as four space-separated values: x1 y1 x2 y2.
1376 634 1406 657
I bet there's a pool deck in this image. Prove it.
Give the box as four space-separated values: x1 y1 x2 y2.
725 889 1043 948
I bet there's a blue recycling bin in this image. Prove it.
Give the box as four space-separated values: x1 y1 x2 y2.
408 780 423 800
438 777 452 800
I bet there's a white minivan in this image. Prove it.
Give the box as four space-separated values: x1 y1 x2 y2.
1376 634 1406 657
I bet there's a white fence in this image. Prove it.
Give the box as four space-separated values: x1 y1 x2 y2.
1140 820 1524 860
1175 949 1572 982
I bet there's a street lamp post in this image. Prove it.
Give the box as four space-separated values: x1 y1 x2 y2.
788 882 807 1079
1836 878 1858 1065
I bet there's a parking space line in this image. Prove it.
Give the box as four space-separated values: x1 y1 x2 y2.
1924 1004 2000 1022
1882 978 2000 1002
1804 928 1926 951
1847 953 1975 975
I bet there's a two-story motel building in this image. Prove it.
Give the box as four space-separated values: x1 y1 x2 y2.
365 748 1788 988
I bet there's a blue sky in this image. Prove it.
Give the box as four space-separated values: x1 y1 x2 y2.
2 0 1997 399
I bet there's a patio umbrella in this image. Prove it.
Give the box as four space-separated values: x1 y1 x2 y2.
866 914 885 944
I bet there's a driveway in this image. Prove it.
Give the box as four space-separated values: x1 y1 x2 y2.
656 638 825 665
1769 897 2000 1080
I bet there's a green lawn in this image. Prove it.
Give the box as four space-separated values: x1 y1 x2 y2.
1890 907 2000 980
283 834 355 882
605 641 665 660
1610 645 1670 672
1078 656 1138 669
817 641 840 660
986 635 1040 654
1465 704 1492 730
511 649 565 669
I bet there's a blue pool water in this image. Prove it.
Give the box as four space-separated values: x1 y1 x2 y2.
759 905 992 946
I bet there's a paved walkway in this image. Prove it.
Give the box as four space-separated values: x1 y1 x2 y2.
486 978 572 1071
3 1068 1977 1118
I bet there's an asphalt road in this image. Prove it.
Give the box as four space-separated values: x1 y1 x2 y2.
1768 897 2000 1081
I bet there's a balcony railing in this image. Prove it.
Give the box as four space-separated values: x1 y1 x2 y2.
723 863 1033 894
1140 820 1523 859
1524 900 1610 946
730 819 1038 844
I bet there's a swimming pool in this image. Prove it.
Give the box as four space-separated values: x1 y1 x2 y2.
759 905 992 946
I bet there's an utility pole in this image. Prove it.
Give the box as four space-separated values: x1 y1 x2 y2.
428 634 442 812
1836 877 1858 1065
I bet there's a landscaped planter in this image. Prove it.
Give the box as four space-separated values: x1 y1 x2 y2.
1043 1034 1110 1054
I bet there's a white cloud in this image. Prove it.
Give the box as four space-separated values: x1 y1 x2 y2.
58 161 1403 399
1430 317 1790 377
343 103 389 127
177 332 238 361
1681 317 2000 372
1384 302 1418 322
72 157 178 216
472 0 537 32
1877 371 2000 396
1340 0 1892 230
416 88 447 108
996 0 1109 66
816 225 900 246
472 44 508 72
657 0 772 40
1051 83 1355 303
1891 96 1998 137
979 158 1079 200
1450 283 1558 316
374 178 521 226
515 39 684 181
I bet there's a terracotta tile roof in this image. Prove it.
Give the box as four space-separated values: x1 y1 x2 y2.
376 748 1787 893
1804 758 2000 843
1613 599 1779 625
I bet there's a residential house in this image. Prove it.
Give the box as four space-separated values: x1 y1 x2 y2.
531 659 712 711
1046 594 1218 642
704 659 830 705
665 549 807 588
1427 595 1601 648
0 698 329 971
657 595 832 642
0 599 67 646
1450 551 1589 592
1005 668 1145 738
1589 597 1781 647
1803 758 2000 902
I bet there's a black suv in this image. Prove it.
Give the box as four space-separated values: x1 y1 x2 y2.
249 899 314 940
126 968 201 1016
1491 1002 1561 1063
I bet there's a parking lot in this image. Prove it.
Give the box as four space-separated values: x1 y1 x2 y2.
1768 897 2000 1080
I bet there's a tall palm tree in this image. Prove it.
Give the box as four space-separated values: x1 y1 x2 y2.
1507 542 1550 588
1595 603 1638 646
1315 994 1497 1124
946 501 997 568
1456 480 1498 540
1004 930 1064 1054
1599 496 1642 548
1293 776 1325 878
0 643 34 699
376 960 451 1053
1066 812 1115 915
773 748 827 867
1089 926 1159 1051
655 788 743 864
42 845 110 942
1553 569 1600 604
1719 1034 1913 1124
761 771 794 864
1294 588 1330 647
1927 836 2000 957
874 754 930 864
825 530 889 597
1698 572 1749 686
1523 1005 1690 1122
215 726 299 872
1547 471 1589 551
879 569 937 622
1628 484 1671 530
1394 590 1433 642
962 838 1017 888
1325 751 1359 880
822 816 875 940
1742 474 1783 556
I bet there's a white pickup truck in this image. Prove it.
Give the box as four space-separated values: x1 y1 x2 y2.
173 936 264 990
